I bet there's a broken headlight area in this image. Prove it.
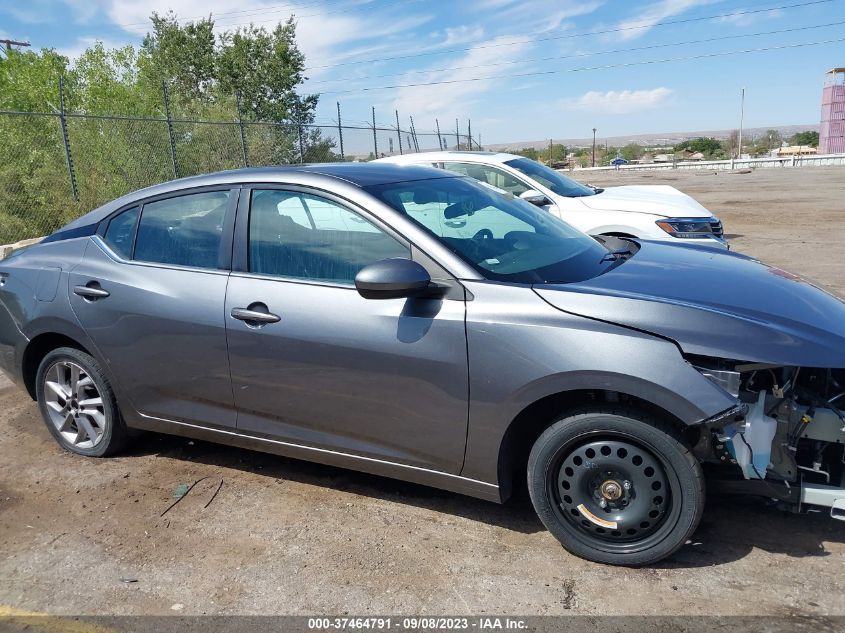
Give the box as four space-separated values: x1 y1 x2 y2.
690 357 845 520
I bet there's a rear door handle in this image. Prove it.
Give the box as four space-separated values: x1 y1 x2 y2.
231 306 281 325
74 285 110 300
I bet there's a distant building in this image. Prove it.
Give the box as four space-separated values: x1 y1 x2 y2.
774 145 818 156
820 67 845 154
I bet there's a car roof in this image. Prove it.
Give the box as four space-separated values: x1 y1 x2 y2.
59 163 456 233
375 150 520 165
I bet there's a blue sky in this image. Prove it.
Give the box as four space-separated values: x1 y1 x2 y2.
2 0 844 143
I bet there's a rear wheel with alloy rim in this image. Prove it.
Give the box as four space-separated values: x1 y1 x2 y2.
35 347 127 457
528 407 704 566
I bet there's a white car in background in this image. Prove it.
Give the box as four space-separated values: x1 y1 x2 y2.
376 151 728 249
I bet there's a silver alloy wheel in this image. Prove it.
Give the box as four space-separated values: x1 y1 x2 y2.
43 360 106 449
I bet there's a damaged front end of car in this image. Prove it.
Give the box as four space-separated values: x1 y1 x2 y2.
691 357 845 519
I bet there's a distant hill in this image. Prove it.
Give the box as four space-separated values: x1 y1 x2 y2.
485 124 820 151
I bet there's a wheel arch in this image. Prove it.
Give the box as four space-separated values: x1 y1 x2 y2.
22 332 95 400
494 387 700 502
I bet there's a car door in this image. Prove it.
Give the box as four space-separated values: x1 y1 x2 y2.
224 186 469 473
68 187 238 429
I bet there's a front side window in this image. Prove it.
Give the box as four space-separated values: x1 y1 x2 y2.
365 176 613 284
134 191 230 269
248 189 408 285
442 162 530 197
103 206 139 259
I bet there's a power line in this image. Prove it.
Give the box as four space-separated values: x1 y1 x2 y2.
304 0 838 71
211 0 422 27
317 36 845 95
115 0 356 28
306 18 845 87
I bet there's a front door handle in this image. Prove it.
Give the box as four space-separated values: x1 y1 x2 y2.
231 306 281 325
74 285 110 300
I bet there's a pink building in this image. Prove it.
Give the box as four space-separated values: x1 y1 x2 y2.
820 67 845 154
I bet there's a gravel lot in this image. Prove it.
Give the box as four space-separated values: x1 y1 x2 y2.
0 167 844 618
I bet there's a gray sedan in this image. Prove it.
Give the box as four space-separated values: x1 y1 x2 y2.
1 163 844 566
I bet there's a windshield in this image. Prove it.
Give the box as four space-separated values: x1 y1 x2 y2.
365 176 614 284
504 157 596 198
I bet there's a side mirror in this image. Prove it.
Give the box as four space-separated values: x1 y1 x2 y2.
519 190 548 206
355 258 432 300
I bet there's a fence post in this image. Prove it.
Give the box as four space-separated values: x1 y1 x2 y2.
337 102 345 160
435 118 442 152
236 92 249 168
58 76 79 202
162 82 179 179
395 110 403 155
409 116 419 152
371 107 378 158
297 115 305 164
455 119 460 150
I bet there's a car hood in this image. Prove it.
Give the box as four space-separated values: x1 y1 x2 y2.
575 185 713 218
535 241 845 367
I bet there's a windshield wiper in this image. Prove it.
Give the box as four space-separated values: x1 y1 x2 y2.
600 248 633 263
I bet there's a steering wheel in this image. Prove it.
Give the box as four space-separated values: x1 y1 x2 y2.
472 228 494 242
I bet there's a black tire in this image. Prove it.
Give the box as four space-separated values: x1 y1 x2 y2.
527 406 704 566
35 346 127 457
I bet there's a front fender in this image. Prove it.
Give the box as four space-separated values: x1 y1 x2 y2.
458 281 737 487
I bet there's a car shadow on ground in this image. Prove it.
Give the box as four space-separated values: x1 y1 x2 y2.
128 432 845 568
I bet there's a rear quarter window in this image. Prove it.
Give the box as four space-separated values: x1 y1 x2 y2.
103 206 140 259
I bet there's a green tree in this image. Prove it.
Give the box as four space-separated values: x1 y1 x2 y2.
619 143 644 162
759 129 783 152
0 12 333 244
512 147 539 160
789 130 819 147
673 137 722 156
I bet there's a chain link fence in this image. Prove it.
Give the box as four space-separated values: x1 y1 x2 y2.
0 109 478 244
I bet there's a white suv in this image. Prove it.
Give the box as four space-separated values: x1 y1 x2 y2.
376 151 728 249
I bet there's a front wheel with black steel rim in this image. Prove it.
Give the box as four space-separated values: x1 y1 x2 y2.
35 347 127 457
527 407 704 566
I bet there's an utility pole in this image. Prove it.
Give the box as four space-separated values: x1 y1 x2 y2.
737 87 746 162
548 138 553 164
0 39 30 52
591 128 597 167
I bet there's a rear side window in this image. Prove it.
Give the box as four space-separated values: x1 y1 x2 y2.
134 191 230 269
103 206 139 259
248 189 408 285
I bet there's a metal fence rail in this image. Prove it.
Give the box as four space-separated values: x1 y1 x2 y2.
575 153 845 174
0 105 479 244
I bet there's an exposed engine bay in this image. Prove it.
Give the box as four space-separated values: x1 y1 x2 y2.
693 360 845 519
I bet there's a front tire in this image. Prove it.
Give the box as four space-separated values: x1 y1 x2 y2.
35 347 127 457
527 407 704 566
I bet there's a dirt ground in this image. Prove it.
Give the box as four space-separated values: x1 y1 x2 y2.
0 167 844 619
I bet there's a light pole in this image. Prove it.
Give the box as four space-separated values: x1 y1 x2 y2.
591 128 597 167
737 87 745 162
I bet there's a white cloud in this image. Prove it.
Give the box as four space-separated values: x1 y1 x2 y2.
718 7 781 26
389 34 535 121
613 0 719 41
100 0 430 78
58 35 129 61
559 88 675 114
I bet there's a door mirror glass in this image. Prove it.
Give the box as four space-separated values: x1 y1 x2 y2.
355 258 431 300
519 190 548 206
